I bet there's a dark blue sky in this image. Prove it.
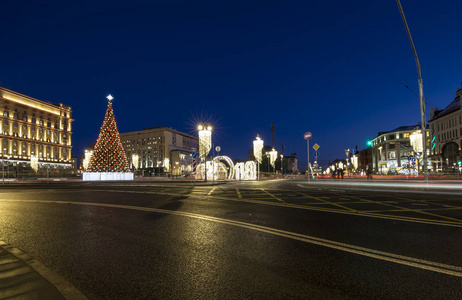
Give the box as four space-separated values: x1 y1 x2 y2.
1 0 462 168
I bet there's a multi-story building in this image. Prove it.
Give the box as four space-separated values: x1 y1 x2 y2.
0 87 73 177
119 127 198 176
429 83 462 171
369 125 430 174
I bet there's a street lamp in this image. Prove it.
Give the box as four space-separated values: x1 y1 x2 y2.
345 149 350 175
198 123 212 181
280 154 284 175
269 148 277 178
396 0 428 181
253 135 263 180
132 154 139 176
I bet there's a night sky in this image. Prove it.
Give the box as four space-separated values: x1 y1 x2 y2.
2 0 462 168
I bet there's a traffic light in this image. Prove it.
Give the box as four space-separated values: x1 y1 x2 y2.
431 136 436 150
406 162 410 168
367 140 372 147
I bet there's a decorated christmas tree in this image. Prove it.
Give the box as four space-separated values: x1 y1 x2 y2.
87 95 131 172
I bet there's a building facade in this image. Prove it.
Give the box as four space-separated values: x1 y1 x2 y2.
369 125 430 174
429 83 462 172
119 127 198 176
0 87 73 177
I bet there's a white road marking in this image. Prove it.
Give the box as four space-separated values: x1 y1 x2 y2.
2 199 462 278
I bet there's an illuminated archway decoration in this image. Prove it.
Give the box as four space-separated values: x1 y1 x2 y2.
213 156 235 180
244 161 256 180
195 155 256 180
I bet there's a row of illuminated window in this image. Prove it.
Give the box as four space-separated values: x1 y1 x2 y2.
2 110 69 128
2 121 69 136
372 131 431 147
2 139 69 151
122 137 163 146
2 148 68 160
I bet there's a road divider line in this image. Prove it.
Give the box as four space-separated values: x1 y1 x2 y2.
298 192 356 212
207 187 216 196
260 189 286 203
3 199 462 278
344 195 462 224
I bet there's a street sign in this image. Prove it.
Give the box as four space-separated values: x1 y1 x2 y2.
314 151 319 158
304 132 312 140
192 152 197 159
192 141 196 147
313 143 320 151
416 152 421 159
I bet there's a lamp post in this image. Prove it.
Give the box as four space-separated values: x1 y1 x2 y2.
253 135 263 180
269 148 277 179
198 124 212 181
396 0 428 181
345 149 350 175
132 154 139 174
280 154 284 176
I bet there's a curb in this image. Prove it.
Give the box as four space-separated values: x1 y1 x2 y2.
0 241 87 300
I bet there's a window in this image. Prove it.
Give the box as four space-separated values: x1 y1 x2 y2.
39 120 43 125
403 133 410 138
13 122 18 128
3 121 7 126
31 126 35 131
31 117 36 124
23 116 27 122
3 111 8 117
13 113 18 119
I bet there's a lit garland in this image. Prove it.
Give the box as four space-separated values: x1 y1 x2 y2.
87 101 130 172
269 148 278 168
253 135 263 164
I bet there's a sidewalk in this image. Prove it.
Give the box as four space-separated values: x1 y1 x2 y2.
0 241 87 300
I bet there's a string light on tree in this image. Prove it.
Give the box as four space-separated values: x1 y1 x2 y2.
83 94 133 181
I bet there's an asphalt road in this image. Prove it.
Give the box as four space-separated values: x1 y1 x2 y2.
1 180 461 299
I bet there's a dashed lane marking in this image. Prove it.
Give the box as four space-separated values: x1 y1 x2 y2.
207 187 216 196
236 188 242 199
